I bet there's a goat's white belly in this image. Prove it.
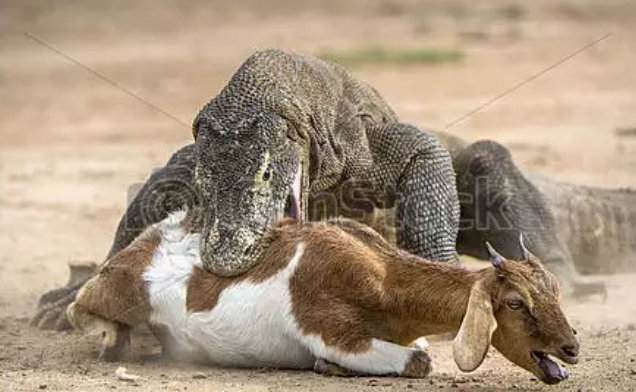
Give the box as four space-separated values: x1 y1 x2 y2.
143 242 314 369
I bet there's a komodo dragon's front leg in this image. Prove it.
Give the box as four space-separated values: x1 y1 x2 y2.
359 124 460 264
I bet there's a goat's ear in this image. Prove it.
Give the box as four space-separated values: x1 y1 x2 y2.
453 281 497 372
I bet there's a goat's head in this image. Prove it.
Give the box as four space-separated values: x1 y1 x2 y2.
453 235 579 385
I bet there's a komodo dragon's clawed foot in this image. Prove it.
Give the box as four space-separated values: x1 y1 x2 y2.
31 262 98 330
31 290 76 330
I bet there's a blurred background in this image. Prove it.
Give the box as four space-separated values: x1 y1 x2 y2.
0 1 635 390
1 0 635 314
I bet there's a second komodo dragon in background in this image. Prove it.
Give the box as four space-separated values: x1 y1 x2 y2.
33 49 608 330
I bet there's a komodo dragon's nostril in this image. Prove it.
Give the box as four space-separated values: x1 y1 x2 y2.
243 245 254 256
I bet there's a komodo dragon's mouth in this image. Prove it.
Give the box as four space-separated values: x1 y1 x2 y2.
283 162 303 220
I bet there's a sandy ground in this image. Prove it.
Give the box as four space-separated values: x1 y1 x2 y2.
1 0 636 390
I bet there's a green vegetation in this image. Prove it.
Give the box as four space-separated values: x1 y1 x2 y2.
319 47 464 68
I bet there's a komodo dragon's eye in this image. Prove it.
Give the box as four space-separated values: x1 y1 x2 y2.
262 166 272 181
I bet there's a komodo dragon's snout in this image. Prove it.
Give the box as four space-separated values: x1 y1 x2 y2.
194 111 305 277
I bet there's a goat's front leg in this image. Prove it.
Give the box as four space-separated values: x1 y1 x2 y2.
307 338 433 378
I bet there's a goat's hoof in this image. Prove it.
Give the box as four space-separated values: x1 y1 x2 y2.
401 350 433 378
31 262 97 331
409 337 430 352
98 323 131 362
314 359 361 377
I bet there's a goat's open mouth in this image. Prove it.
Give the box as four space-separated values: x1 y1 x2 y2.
283 162 303 220
531 351 569 384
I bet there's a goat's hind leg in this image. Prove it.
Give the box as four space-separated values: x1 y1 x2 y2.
306 338 432 378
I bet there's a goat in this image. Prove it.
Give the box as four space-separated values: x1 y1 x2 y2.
67 210 579 385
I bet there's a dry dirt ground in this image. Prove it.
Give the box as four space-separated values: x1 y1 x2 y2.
1 0 636 390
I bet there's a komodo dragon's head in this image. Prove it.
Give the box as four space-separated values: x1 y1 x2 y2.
192 110 307 277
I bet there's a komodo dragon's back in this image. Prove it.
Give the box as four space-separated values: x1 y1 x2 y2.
207 49 397 126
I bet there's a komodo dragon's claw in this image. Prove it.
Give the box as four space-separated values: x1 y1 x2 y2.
31 261 97 331
31 292 76 330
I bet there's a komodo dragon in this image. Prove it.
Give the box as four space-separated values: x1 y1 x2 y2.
33 49 614 330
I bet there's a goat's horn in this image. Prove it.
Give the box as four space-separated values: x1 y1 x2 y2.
485 241 504 268
518 233 530 260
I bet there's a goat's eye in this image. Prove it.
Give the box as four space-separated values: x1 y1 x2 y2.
507 299 524 310
262 166 272 181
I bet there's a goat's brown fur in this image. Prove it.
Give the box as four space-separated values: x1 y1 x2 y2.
186 221 300 312
288 221 477 351
66 227 162 359
72 227 160 326
288 220 576 383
